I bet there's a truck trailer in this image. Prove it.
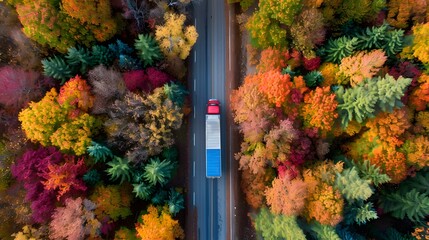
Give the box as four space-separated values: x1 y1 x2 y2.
205 99 222 178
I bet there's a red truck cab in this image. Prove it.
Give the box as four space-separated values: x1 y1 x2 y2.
207 99 220 114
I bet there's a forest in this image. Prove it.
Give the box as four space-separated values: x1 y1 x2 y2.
0 0 196 239
229 0 429 239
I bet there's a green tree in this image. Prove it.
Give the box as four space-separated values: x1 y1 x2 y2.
106 156 132 184
134 34 163 67
144 157 176 186
254 207 306 240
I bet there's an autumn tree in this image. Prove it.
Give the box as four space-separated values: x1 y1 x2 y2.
407 23 429 69
87 65 127 114
41 157 87 200
246 0 303 48
11 147 63 223
50 197 101 240
409 74 429 111
230 73 276 143
57 75 94 113
365 108 411 147
256 47 290 73
105 88 183 163
240 167 274 209
18 88 68 146
52 113 101 155
0 66 49 113
264 119 298 164
301 86 338 134
387 0 428 29
290 8 326 58
90 185 132 221
15 0 119 52
135 205 185 240
265 175 308 216
337 50 387 86
401 135 429 170
155 12 198 60
258 70 293 107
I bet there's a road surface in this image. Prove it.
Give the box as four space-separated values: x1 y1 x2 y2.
187 0 240 239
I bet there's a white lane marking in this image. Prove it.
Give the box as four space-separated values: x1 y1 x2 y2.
193 106 196 119
194 50 197 63
193 191 195 206
193 133 196 146
194 18 197 28
193 161 195 177
194 78 196 92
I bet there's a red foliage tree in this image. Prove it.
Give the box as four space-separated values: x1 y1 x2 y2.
41 157 87 201
146 67 172 90
123 70 149 92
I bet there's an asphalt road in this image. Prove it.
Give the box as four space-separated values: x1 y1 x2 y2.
187 0 236 239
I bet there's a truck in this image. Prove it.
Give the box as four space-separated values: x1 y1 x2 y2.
206 99 222 178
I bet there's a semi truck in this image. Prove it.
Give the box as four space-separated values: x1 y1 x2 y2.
205 99 222 178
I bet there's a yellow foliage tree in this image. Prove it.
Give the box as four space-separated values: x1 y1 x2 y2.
319 62 339 86
135 205 185 240
410 23 429 67
155 13 198 60
18 88 68 146
49 113 101 155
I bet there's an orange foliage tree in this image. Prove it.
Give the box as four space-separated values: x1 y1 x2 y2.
365 108 411 147
257 47 290 72
409 74 429 111
265 175 308 216
241 167 275 209
301 86 338 134
402 135 429 170
305 182 344 226
302 161 345 226
387 0 428 29
258 70 293 107
346 132 408 184
58 75 94 114
135 205 185 240
368 144 408 183
231 74 275 143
